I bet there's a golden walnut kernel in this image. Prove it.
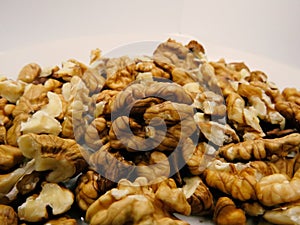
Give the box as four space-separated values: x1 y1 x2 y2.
18 182 74 222
213 197 246 225
18 133 88 182
17 63 41 83
0 204 18 225
0 145 24 171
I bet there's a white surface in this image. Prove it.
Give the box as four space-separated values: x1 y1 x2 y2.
0 1 299 224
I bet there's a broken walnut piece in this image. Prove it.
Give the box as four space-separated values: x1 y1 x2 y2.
0 204 18 225
182 176 214 216
256 168 300 206
219 133 300 161
86 177 190 225
17 63 41 83
43 216 78 225
213 197 246 225
18 182 74 222
17 133 88 183
75 170 115 211
0 145 24 171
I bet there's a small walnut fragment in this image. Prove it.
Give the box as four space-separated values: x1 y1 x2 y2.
18 63 41 83
44 216 78 225
18 182 74 222
0 79 25 103
213 197 246 225
0 204 18 225
0 145 23 171
18 133 88 182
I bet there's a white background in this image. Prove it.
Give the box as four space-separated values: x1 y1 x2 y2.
0 0 299 84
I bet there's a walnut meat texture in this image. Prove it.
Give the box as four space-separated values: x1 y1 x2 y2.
256 168 300 206
218 133 300 161
75 170 115 211
18 182 74 222
17 63 41 83
89 142 135 183
0 204 18 225
275 87 300 131
263 200 300 225
17 133 88 182
213 197 246 225
182 176 214 216
0 145 24 171
85 177 191 225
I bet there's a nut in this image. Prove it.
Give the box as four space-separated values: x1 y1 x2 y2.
18 182 74 222
18 63 41 83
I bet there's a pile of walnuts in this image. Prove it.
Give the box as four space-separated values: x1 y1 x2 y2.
0 39 299 225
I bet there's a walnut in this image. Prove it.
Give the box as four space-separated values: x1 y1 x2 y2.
85 177 190 225
43 78 62 93
194 90 227 116
0 159 35 202
75 170 115 211
44 216 77 225
136 151 170 181
143 101 196 125
263 200 300 225
182 176 214 215
16 171 41 195
105 56 137 90
0 79 25 103
135 60 170 80
242 202 265 217
204 160 258 201
84 117 109 150
18 63 41 83
0 145 24 171
275 87 300 130
89 142 135 183
185 141 217 175
213 197 246 225
18 133 88 182
81 60 106 94
94 89 119 116
219 133 300 161
256 168 300 206
61 76 91 139
7 84 48 146
112 81 193 117
53 59 87 81
0 204 18 225
196 120 239 146
153 39 200 72
18 182 74 222
20 111 62 135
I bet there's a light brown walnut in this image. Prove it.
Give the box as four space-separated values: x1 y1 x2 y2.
17 63 41 83
213 197 246 225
